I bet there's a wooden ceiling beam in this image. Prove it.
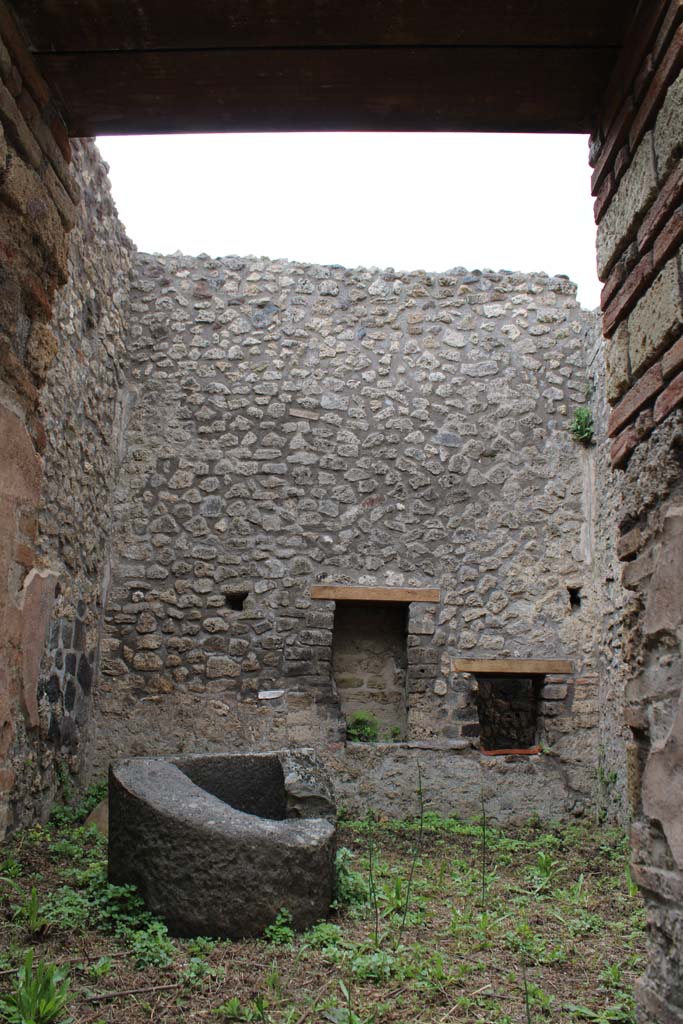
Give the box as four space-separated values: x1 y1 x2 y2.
16 0 636 53
38 46 615 136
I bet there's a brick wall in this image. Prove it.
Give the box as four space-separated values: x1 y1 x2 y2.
591 2 683 1020
0 4 132 836
0 5 75 836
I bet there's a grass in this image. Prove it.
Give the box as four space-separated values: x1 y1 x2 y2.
0 795 645 1023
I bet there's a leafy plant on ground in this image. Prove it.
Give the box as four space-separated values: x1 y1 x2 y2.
332 848 368 911
129 919 176 968
214 995 269 1021
48 779 107 830
0 949 70 1024
322 980 376 1024
528 850 564 895
263 908 294 945
0 807 646 1024
181 955 226 988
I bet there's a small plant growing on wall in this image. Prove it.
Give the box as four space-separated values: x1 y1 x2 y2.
346 711 379 743
569 406 594 445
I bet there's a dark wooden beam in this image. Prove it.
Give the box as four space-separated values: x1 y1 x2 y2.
453 658 574 675
38 46 615 136
15 0 636 52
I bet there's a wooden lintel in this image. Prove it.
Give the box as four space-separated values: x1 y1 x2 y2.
452 658 573 676
311 585 440 603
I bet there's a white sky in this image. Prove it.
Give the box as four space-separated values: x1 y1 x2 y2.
97 133 601 309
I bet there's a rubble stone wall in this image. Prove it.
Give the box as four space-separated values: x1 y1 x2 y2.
90 251 606 821
590 1 683 1019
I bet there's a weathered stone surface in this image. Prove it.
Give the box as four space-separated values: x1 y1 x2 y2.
596 132 658 279
643 506 683 638
654 69 683 179
20 569 58 727
0 406 42 502
642 690 683 869
1 151 68 281
604 322 631 405
25 321 58 383
84 797 109 836
108 750 336 937
628 258 683 376
327 742 586 822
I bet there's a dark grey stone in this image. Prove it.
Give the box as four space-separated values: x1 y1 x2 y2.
108 749 336 938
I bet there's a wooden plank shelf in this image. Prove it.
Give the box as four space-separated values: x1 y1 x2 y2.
452 658 573 675
310 585 440 604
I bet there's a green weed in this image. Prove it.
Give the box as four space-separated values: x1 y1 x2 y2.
263 908 294 945
0 949 70 1024
345 712 379 743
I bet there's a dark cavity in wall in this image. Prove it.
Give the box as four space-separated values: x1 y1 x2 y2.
474 675 541 752
332 602 408 741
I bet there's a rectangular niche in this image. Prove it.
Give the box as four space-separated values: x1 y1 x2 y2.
454 658 573 755
474 675 542 754
332 602 408 742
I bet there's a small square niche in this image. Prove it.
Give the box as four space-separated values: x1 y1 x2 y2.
225 591 248 611
474 675 541 753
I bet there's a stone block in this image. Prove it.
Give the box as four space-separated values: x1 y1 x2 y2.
0 405 42 502
0 121 6 171
541 683 568 701
25 321 57 383
627 257 683 375
654 68 683 179
643 689 683 869
617 526 642 561
132 652 163 672
604 323 631 404
109 751 336 937
643 506 683 637
596 132 658 280
206 656 240 679
1 152 68 282
0 79 42 168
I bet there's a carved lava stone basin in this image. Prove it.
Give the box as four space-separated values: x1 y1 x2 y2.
108 750 336 938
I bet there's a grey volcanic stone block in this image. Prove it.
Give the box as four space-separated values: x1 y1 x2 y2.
108 749 336 938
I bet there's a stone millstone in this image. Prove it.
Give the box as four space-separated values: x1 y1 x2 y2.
108 749 336 938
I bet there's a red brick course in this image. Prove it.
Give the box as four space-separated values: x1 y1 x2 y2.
611 424 639 468
637 160 683 252
653 204 683 266
653 0 683 67
596 0 670 155
654 368 683 421
629 26 683 151
602 252 653 334
663 333 683 377
608 361 664 437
